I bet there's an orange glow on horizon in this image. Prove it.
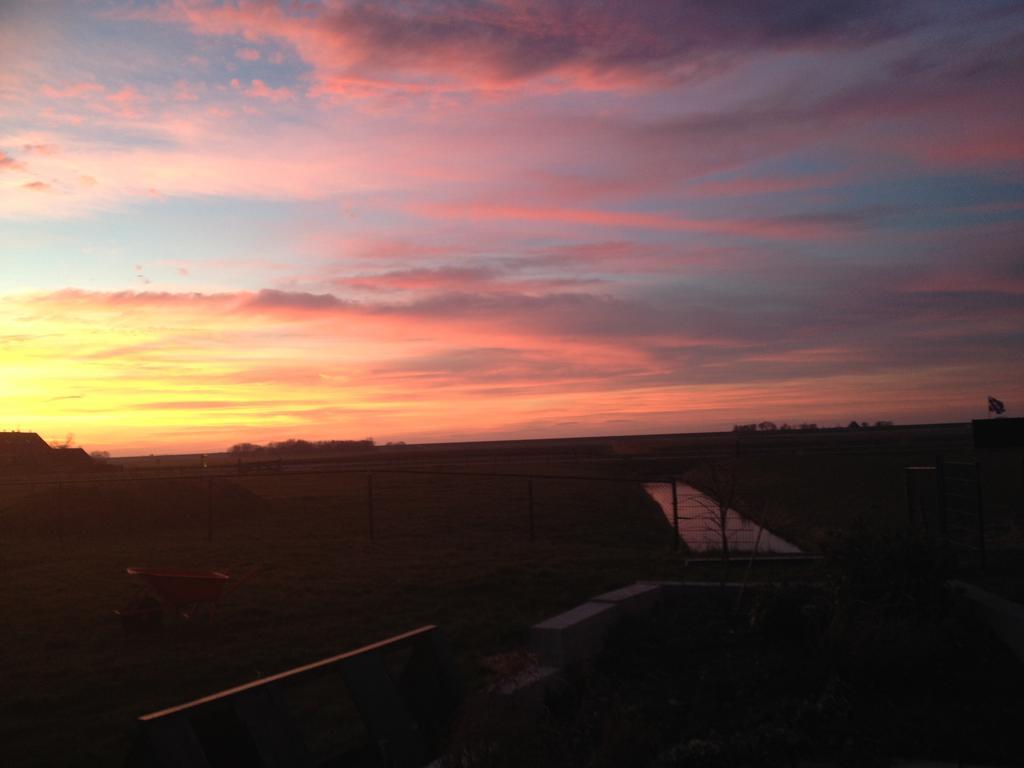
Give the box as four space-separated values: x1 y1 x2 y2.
2 289 1015 455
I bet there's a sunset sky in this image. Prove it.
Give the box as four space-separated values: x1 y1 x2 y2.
2 1 1023 455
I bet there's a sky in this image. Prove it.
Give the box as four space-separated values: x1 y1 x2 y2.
1 0 1023 455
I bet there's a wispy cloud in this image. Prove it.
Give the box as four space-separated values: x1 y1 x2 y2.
1 1 1022 451
135 0 917 93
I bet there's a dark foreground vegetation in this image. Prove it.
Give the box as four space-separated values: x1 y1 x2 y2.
228 438 377 455
1 467 676 766
450 531 1024 767
1 423 1021 766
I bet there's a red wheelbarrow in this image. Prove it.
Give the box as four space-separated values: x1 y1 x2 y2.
119 566 259 627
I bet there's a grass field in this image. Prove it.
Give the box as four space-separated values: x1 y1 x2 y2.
2 426 1021 766
2 465 681 766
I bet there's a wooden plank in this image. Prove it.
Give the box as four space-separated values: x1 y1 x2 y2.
139 625 437 721
133 626 462 768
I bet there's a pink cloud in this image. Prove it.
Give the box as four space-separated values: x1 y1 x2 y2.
130 0 910 98
310 75 439 100
414 201 877 241
106 86 140 105
0 152 24 171
41 82 104 99
99 86 147 119
29 288 242 311
321 235 475 264
1 119 460 218
235 47 261 61
246 79 295 103
333 266 598 295
912 130 1024 170
173 80 200 102
37 82 147 121
21 143 59 155
36 108 86 126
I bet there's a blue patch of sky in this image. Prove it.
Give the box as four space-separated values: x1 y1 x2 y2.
830 172 1024 233
2 196 311 293
44 3 310 97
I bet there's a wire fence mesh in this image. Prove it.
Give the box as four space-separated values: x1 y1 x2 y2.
643 480 801 554
0 465 679 560
906 458 988 569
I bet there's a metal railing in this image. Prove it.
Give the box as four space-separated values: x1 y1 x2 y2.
906 457 987 570
128 624 460 768
0 462 682 549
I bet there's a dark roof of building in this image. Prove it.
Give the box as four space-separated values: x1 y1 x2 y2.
0 431 51 454
0 432 96 473
50 446 94 467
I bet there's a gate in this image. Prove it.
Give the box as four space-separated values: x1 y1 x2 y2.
906 459 986 569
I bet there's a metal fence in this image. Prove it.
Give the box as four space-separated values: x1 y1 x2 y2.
906 457 986 569
643 481 801 555
0 464 683 553
0 462 825 560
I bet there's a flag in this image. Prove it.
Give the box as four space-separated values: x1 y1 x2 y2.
988 396 1006 415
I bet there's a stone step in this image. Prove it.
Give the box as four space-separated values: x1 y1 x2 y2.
530 601 619 668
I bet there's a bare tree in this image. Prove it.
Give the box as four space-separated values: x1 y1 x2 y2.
49 432 75 449
688 460 780 600
687 460 741 564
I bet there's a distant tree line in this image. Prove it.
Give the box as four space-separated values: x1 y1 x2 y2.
228 438 376 455
733 420 894 433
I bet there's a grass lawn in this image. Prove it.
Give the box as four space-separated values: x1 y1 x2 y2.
1 466 681 766
2 436 1019 766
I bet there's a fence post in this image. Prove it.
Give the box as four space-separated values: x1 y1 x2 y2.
527 477 535 542
57 480 64 544
206 477 213 542
367 473 375 541
671 479 679 550
904 467 914 530
975 461 987 571
935 455 947 559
